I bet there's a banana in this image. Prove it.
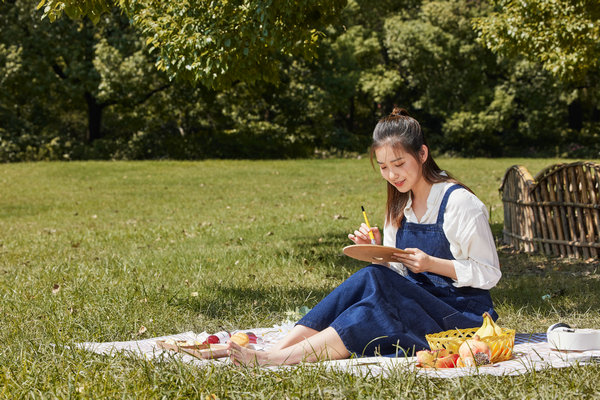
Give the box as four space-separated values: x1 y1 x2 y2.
474 312 503 338
491 315 504 336
474 313 493 338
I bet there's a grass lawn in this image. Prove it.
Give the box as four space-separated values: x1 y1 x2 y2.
1 158 599 398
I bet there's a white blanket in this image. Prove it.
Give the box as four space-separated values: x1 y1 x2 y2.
75 323 296 368
75 327 600 377
323 334 600 377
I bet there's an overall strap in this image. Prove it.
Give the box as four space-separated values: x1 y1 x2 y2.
435 184 463 225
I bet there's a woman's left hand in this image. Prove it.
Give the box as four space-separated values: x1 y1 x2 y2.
392 248 431 274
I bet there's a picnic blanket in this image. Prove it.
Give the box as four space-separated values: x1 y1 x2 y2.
75 323 600 377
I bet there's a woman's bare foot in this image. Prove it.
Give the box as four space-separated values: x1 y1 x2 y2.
227 341 270 366
227 327 349 367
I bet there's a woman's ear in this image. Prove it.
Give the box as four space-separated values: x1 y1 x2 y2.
419 145 428 163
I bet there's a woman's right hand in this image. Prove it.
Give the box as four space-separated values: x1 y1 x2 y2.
348 223 382 245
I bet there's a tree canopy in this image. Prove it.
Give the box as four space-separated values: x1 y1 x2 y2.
36 0 600 86
37 0 347 88
474 0 600 83
1 0 598 161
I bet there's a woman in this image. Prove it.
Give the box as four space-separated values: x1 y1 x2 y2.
227 108 501 366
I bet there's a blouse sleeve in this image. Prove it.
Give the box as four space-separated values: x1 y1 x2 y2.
443 190 501 290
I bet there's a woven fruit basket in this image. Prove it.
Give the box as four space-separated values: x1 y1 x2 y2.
425 327 516 363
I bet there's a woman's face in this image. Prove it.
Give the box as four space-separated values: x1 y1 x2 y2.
375 143 427 193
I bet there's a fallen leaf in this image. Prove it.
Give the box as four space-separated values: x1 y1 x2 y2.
52 284 61 295
138 325 147 335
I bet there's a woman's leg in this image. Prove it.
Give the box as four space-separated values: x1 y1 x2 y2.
269 324 319 351
228 326 349 366
296 265 386 333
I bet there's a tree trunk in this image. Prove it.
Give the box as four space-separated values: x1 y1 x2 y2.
347 96 355 133
85 92 104 142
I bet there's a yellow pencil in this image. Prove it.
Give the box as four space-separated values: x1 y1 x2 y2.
361 206 377 245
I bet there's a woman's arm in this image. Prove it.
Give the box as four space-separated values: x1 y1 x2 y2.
443 190 501 289
392 188 501 289
392 250 457 280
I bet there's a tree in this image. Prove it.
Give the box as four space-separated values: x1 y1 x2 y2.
383 0 506 153
3 0 597 160
0 0 170 146
36 0 348 88
474 0 600 155
474 0 600 83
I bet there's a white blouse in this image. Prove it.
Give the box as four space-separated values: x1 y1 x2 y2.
383 181 501 290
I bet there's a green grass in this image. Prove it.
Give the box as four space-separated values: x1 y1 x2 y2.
1 158 599 399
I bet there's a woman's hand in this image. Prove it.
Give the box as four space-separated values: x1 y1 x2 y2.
348 223 382 245
393 248 458 279
392 248 431 273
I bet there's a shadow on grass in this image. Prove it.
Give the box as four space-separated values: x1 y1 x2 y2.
491 248 600 314
490 222 503 239
177 229 600 327
287 229 371 271
174 284 333 319
171 230 368 319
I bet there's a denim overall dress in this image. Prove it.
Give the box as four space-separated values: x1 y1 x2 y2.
297 184 497 356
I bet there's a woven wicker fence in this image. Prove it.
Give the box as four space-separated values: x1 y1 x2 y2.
499 161 600 259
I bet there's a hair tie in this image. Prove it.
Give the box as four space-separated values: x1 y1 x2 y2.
390 107 410 117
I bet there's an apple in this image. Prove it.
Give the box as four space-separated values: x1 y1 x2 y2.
434 353 460 368
204 335 220 344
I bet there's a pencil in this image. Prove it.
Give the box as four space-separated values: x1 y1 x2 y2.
361 206 377 245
